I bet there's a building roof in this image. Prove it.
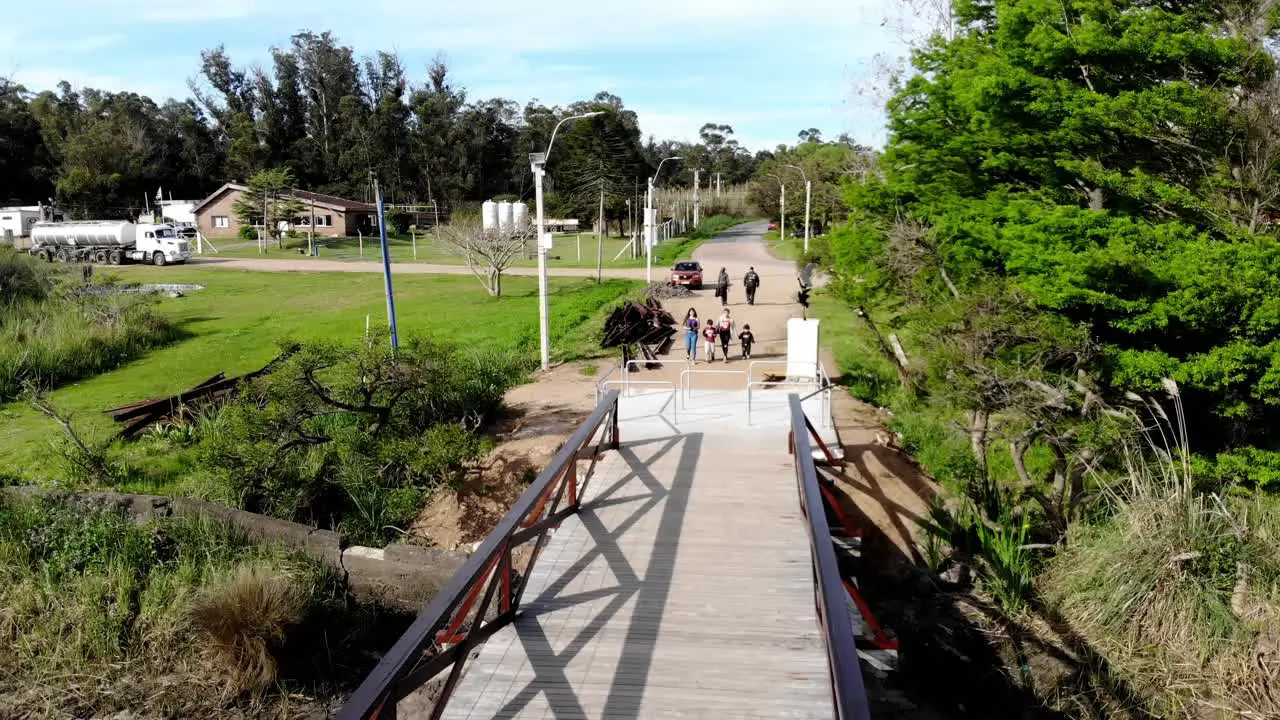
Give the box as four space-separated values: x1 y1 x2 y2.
192 183 376 215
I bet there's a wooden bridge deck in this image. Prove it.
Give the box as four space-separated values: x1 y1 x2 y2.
437 416 834 719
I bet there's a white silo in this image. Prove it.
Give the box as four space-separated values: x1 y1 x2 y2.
497 201 514 231
482 200 498 230
513 202 529 229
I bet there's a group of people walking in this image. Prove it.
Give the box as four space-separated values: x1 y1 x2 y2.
712 266 762 306
682 307 755 363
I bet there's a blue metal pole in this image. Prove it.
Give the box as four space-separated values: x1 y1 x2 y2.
374 181 399 354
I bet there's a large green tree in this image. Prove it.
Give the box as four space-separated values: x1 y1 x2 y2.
836 0 1280 460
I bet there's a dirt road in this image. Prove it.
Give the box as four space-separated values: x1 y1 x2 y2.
611 220 810 390
188 255 652 280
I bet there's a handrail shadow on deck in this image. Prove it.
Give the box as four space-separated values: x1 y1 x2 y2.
479 433 700 719
336 390 624 720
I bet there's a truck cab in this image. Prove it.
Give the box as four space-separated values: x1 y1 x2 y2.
135 224 191 265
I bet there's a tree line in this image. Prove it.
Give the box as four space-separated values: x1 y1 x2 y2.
0 29 781 222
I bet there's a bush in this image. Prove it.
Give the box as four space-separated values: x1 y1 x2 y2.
0 247 52 306
238 224 257 241
390 212 411 234
196 337 519 545
685 214 741 240
1042 485 1280 717
0 495 408 716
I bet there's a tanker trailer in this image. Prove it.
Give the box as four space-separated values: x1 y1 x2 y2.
29 221 191 266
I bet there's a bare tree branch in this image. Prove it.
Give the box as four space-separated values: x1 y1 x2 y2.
435 219 530 297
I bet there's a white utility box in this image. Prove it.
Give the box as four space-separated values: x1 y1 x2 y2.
786 317 821 381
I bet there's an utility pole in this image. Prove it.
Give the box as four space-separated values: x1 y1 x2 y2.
373 176 399 354
596 185 604 284
693 169 701 226
531 111 603 371
645 156 682 284
261 190 269 254
786 163 812 254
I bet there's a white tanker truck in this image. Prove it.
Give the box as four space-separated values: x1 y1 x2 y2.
28 221 192 266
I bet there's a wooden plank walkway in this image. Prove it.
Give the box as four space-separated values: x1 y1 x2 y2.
437 425 834 720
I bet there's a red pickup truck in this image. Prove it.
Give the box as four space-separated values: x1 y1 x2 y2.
670 260 703 289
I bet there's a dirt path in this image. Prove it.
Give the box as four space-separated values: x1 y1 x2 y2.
188 255 651 280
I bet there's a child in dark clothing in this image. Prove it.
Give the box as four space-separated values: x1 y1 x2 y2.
739 324 755 360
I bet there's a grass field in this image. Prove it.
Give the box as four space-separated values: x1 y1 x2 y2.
763 230 808 265
0 265 638 478
212 231 708 270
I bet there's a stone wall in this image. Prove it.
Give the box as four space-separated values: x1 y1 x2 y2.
0 486 468 611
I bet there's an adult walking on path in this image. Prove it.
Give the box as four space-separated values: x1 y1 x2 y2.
715 267 730 307
682 308 700 363
743 266 760 305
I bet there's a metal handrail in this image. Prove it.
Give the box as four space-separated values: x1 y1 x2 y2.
787 394 871 720
678 368 748 402
337 390 622 720
598 379 677 422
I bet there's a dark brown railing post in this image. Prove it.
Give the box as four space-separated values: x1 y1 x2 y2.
609 401 620 449
566 460 579 508
335 391 635 720
498 542 513 614
788 393 872 720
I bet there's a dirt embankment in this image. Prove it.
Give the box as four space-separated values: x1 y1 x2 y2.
409 359 612 550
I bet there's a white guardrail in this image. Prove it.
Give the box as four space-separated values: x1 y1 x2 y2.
597 357 833 428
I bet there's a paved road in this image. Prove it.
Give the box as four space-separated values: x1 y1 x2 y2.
186 255 652 280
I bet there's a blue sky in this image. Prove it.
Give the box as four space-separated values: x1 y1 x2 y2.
0 0 913 152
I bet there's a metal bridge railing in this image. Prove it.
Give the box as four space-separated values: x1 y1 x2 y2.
788 393 871 720
336 390 622 720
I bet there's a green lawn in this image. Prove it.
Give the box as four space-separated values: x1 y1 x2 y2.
0 265 638 477
763 230 805 264
210 231 707 270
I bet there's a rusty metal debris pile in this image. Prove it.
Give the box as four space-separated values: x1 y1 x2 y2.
103 345 298 439
600 296 676 368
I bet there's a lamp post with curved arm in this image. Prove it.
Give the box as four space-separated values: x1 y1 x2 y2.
785 163 811 254
766 172 786 242
645 155 682 283
530 111 604 371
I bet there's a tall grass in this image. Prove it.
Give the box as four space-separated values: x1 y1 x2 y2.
0 495 406 717
1041 389 1280 717
0 249 179 400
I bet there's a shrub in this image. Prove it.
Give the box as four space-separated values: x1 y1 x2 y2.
1042 485 1280 717
0 496 408 715
238 224 257 241
187 564 311 695
685 214 741 240
390 212 411 234
0 247 52 306
196 336 518 545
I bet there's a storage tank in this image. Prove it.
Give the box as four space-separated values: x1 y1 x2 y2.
31 221 135 248
513 202 529 229
481 200 498 230
497 201 513 231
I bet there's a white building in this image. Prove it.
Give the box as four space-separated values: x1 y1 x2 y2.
139 200 198 225
0 206 43 240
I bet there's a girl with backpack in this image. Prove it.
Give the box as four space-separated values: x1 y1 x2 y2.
701 319 719 362
716 309 734 363
683 308 699 362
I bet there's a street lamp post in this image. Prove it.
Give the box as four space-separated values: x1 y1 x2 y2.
645 155 682 284
785 163 811 254
531 111 604 372
767 172 786 242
